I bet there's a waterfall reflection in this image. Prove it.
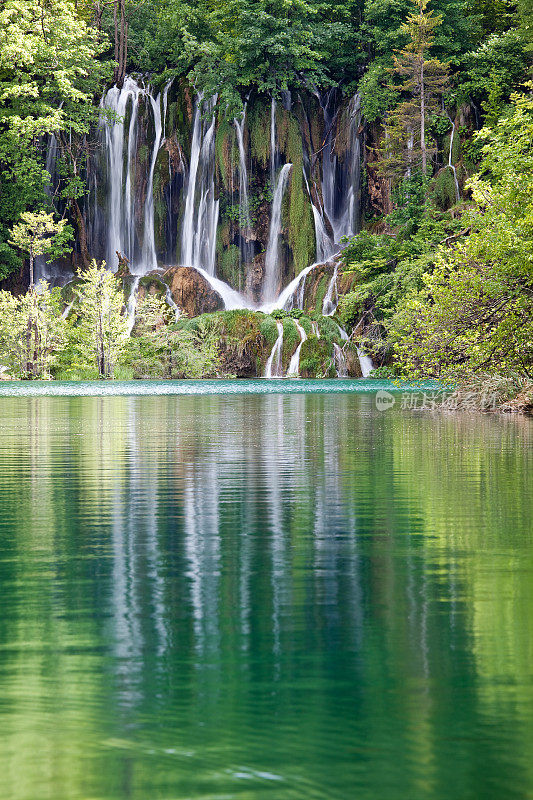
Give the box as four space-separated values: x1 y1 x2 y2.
1 395 533 799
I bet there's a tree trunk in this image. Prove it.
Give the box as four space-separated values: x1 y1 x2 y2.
113 1 119 83
29 246 34 290
420 56 426 174
117 0 127 88
71 199 91 269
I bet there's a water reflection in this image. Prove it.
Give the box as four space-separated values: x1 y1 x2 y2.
0 394 531 799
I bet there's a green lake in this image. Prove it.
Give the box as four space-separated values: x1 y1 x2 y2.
0 383 532 799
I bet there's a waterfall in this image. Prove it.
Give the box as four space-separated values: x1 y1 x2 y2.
102 77 143 270
357 349 373 377
333 344 348 377
262 262 318 313
287 321 307 376
87 82 365 326
264 321 284 378
188 265 247 310
447 115 461 203
181 95 203 266
140 88 165 273
126 276 141 335
263 163 292 302
320 92 361 245
181 95 219 275
234 109 250 229
322 262 339 316
102 76 169 274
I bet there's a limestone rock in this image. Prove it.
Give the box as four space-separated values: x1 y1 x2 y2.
162 266 224 317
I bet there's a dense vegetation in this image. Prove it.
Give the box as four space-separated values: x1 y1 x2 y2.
0 0 532 389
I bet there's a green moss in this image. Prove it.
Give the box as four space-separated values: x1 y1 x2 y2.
299 315 313 336
314 275 330 314
317 316 343 346
281 317 299 369
218 244 242 289
299 336 336 378
286 171 314 276
249 104 271 167
260 314 279 349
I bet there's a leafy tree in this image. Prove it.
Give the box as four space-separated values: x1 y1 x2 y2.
0 0 111 274
0 283 67 379
127 296 223 378
9 212 72 289
67 262 130 378
391 88 533 379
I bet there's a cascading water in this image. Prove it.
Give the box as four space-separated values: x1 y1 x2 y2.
234 109 250 230
140 85 169 273
287 321 307 376
333 344 348 377
263 163 292 302
319 92 361 246
234 107 253 269
86 79 367 353
446 111 461 203
181 95 219 275
322 262 339 316
101 76 169 273
264 322 284 378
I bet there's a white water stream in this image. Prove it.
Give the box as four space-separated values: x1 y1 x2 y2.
287 321 307 377
263 163 292 302
264 322 284 378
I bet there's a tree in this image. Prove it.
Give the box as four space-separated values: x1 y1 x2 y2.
9 212 72 289
391 88 533 379
381 0 450 178
0 283 67 379
0 0 111 275
127 295 222 378
68 262 129 378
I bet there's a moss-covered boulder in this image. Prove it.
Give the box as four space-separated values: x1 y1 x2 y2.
299 336 337 378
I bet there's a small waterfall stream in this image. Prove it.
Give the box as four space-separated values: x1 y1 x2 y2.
141 87 166 272
181 95 219 274
322 262 339 316
263 163 292 302
446 112 461 203
333 344 348 377
264 322 284 378
287 321 307 376
319 92 361 246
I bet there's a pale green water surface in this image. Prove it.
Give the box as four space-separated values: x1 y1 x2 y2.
0 383 531 799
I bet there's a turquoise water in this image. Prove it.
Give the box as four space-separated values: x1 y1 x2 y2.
0 387 531 799
0 378 437 396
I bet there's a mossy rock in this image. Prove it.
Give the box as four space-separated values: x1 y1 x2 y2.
281 317 300 371
178 309 271 377
299 336 336 378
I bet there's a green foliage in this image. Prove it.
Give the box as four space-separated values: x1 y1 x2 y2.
391 88 533 379
0 0 111 275
9 212 72 287
62 262 130 379
0 282 67 379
